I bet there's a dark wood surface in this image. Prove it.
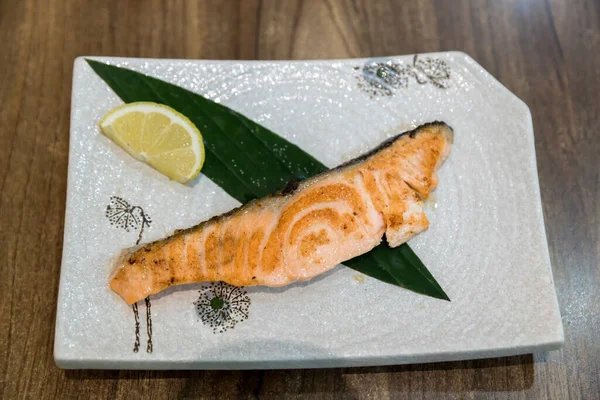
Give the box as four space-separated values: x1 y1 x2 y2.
1 0 598 398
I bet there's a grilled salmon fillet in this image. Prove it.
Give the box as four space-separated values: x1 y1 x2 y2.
110 122 453 304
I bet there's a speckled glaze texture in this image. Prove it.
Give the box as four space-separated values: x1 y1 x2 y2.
54 52 563 369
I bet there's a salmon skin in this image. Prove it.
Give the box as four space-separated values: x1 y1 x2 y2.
110 122 454 304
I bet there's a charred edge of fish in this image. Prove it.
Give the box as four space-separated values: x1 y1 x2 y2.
132 121 453 253
280 179 300 195
333 121 453 171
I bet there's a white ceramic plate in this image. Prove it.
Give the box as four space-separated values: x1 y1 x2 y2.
55 52 563 369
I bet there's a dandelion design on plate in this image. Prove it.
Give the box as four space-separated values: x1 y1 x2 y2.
105 195 152 246
194 282 251 334
355 54 451 96
105 195 154 353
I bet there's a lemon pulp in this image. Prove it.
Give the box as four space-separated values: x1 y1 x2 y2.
99 102 205 183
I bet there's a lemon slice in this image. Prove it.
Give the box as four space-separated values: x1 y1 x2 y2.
99 102 205 183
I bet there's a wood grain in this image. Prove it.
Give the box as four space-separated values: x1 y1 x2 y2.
1 0 598 398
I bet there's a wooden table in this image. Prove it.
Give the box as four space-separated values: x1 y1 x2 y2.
1 0 598 398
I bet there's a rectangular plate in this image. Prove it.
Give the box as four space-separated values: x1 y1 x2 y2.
55 52 563 369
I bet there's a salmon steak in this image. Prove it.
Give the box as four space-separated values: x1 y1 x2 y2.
110 122 454 304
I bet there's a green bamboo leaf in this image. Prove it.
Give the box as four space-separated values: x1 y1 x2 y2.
345 242 449 300
87 59 450 301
